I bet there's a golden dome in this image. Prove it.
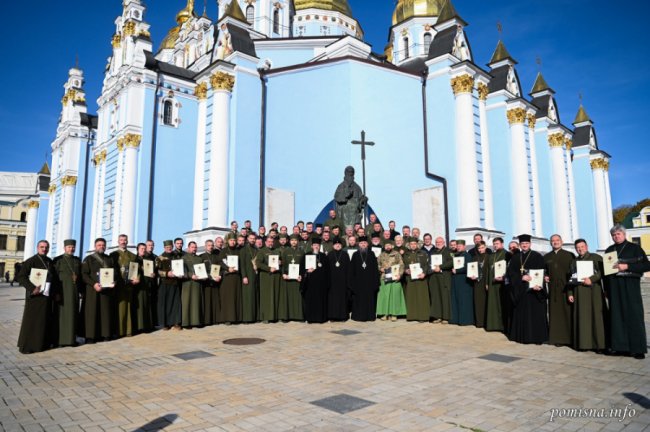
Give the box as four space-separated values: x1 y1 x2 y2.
160 26 180 50
392 0 446 25
176 0 197 25
294 0 353 16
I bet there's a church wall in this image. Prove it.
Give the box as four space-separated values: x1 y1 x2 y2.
534 127 558 238
573 149 598 247
101 145 120 242
256 48 317 69
486 102 514 240
71 139 94 254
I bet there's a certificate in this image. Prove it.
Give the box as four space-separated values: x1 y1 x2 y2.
409 263 423 280
347 249 356 260
143 259 154 277
391 264 401 279
268 255 279 269
100 268 114 288
171 259 185 277
227 255 239 271
528 269 544 288
576 261 594 280
29 268 47 288
371 247 382 258
430 254 443 267
494 260 506 279
305 255 317 270
128 262 139 281
193 263 208 279
453 256 465 270
384 266 393 281
210 264 221 280
467 262 479 279
603 251 618 276
288 263 300 280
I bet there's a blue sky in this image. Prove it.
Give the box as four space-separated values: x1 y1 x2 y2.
1 0 648 207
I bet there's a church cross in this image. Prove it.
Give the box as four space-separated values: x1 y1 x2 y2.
351 130 375 196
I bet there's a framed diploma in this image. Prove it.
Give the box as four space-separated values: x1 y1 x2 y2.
430 254 443 267
288 263 300 280
528 269 544 288
100 268 114 288
305 255 317 270
384 266 393 281
194 263 208 279
227 255 239 271
603 251 618 276
467 262 479 279
409 263 423 280
210 264 221 280
453 256 465 270
128 262 139 281
268 255 279 269
143 259 154 277
494 260 506 279
576 261 594 280
347 249 356 260
171 259 185 277
371 247 382 258
391 264 401 278
29 268 47 288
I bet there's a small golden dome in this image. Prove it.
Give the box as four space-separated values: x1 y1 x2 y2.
294 0 353 16
392 0 446 25
161 26 180 50
176 0 197 25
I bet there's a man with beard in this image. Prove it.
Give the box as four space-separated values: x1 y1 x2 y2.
450 240 474 326
218 234 242 324
544 234 575 346
403 237 430 322
181 241 204 329
157 240 182 330
240 233 259 323
144 240 159 327
201 240 221 325
110 234 139 337
257 236 282 322
486 237 510 332
468 233 492 257
348 236 379 321
428 236 453 323
82 238 118 340
134 243 152 333
302 238 329 323
282 234 304 321
327 237 350 321
376 241 406 321
52 239 82 347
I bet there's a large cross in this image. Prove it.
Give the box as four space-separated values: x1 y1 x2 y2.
351 130 375 196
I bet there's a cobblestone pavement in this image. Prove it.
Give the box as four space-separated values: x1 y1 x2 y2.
1 281 648 432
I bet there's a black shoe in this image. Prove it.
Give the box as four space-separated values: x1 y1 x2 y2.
633 353 645 360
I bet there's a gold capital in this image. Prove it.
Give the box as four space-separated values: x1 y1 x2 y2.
27 201 40 209
61 176 78 186
117 134 141 151
48 184 57 194
123 21 136 37
527 113 536 129
194 82 208 100
548 132 565 148
61 88 85 105
112 33 122 48
210 72 236 92
117 136 125 152
590 158 609 171
93 149 108 165
564 137 573 151
451 74 475 95
477 82 489 101
506 108 527 125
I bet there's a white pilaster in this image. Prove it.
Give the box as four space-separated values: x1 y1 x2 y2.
89 153 102 246
477 83 494 230
548 132 571 240
45 186 56 247
604 169 614 228
112 143 125 245
119 134 141 241
527 115 542 236
451 74 481 229
591 158 610 250
96 155 107 242
193 83 208 230
23 201 39 260
565 141 579 241
58 176 77 246
507 107 532 235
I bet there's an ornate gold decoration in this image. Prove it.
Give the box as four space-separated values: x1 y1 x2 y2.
112 33 122 48
590 158 609 171
160 26 180 50
194 82 208 100
117 136 126 152
450 74 474 95
548 132 565 148
294 0 353 16
93 149 108 165
527 113 536 129
506 108 527 125
477 82 489 101
61 88 85 105
138 29 151 38
48 184 57 194
393 0 444 25
210 72 236 91
564 137 573 151
61 176 78 186
117 134 142 151
123 21 136 37
27 201 40 209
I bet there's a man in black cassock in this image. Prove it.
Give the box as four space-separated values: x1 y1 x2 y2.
544 234 575 346
327 237 350 321
507 234 548 344
605 224 650 359
301 238 329 323
16 240 53 354
348 236 379 321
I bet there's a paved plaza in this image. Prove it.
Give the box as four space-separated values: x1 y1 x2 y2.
1 281 648 432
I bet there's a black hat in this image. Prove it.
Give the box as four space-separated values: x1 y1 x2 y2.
315 223 323 228
358 236 368 243
63 239 76 247
371 232 380 238
332 237 343 245
518 234 532 243
312 237 322 245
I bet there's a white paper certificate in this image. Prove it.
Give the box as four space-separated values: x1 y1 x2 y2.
453 256 465 270
467 262 479 279
371 247 382 258
529 269 544 288
227 255 239 271
171 259 185 277
409 263 423 280
431 254 443 267
347 249 356 260
143 259 154 276
494 260 506 278
288 263 300 280
191 263 206 279
269 255 279 269
128 262 139 281
29 268 47 288
210 264 221 280
305 255 317 270
100 268 114 288
576 261 595 280
603 251 618 276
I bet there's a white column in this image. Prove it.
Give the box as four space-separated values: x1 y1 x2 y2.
591 158 610 250
193 83 208 230
23 201 39 260
604 169 614 228
45 186 56 247
451 74 481 229
477 83 494 230
118 134 141 242
548 132 571 240
58 176 77 245
95 153 107 242
89 154 101 246
208 72 235 228
527 115 543 236
112 140 125 245
565 141 579 240
507 108 533 235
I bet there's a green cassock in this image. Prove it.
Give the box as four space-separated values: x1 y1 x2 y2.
485 251 508 332
376 250 406 317
16 254 53 353
81 253 116 340
429 247 453 321
282 246 305 321
217 246 242 323
472 252 490 328
256 247 282 321
568 252 606 350
403 249 430 321
181 253 204 327
544 249 575 346
52 253 82 346
139 253 157 332
200 251 221 325
110 249 138 337
240 244 259 323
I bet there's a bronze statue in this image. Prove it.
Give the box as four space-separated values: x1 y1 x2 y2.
334 166 368 228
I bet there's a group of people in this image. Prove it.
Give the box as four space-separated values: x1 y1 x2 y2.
15 210 649 360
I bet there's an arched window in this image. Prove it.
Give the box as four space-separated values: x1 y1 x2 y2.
246 5 255 23
163 100 173 125
20 212 26 222
403 37 409 59
273 8 280 34
423 32 432 55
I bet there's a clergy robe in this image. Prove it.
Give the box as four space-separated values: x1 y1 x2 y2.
143 252 159 328
348 248 380 321
156 252 181 328
473 252 491 328
301 252 329 323
544 249 575 345
428 247 453 321
402 250 430 321
327 250 350 321
604 241 650 355
376 250 406 317
82 253 117 340
257 247 281 322
110 249 138 337
507 250 548 344
200 251 221 325
217 246 243 323
488 249 511 333
16 253 54 353
239 244 259 323
569 253 606 350
181 253 205 327
132 256 152 333
450 251 474 326
52 253 82 346
282 246 305 321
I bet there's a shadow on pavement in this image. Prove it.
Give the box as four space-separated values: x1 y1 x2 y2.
622 392 650 409
133 414 179 432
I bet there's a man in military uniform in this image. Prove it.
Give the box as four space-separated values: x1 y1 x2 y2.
324 209 344 231
52 239 82 347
